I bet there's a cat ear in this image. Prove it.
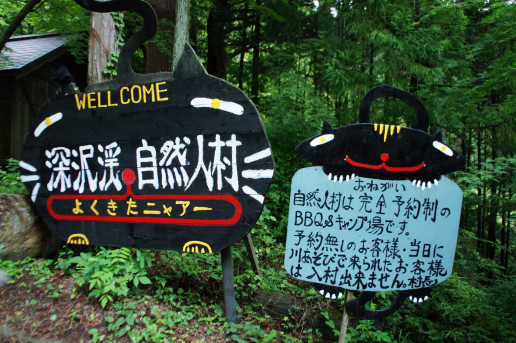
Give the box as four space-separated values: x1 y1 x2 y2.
322 121 333 134
173 43 207 78
432 130 443 141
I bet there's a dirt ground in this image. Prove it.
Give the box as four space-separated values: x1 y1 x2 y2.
0 270 231 342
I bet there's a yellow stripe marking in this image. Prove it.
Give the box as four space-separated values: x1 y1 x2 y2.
67 234 89 245
384 125 389 142
194 207 212 212
182 241 213 253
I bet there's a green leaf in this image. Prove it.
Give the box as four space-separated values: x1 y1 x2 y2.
138 276 151 285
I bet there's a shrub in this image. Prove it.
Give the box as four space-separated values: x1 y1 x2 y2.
57 247 152 308
0 158 27 194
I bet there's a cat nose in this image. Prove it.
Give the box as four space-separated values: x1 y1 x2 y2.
380 153 389 161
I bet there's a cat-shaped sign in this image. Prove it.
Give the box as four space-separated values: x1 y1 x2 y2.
285 86 464 319
20 0 274 254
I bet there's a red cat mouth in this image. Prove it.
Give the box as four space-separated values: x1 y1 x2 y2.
345 156 425 172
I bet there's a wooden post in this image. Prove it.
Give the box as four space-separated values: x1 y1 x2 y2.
243 233 262 279
221 246 237 323
88 12 121 85
338 290 354 343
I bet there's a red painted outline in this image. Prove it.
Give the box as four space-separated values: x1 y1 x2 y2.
47 186 242 226
345 157 425 172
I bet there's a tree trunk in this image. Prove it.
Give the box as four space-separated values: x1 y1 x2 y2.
500 188 506 270
250 1 261 103
255 290 342 340
87 12 121 85
146 0 190 73
476 128 484 256
0 0 44 53
504 189 511 273
207 0 229 79
486 131 497 261
238 0 249 89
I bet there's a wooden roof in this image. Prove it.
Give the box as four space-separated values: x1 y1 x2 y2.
0 33 73 78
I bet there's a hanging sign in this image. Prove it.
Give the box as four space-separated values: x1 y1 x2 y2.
284 86 465 319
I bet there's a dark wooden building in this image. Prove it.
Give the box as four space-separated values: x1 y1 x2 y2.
0 33 86 163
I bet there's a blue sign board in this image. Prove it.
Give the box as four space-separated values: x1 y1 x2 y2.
284 166 462 292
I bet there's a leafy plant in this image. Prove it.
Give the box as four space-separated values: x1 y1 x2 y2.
347 320 393 342
58 247 152 308
0 256 53 280
0 158 27 194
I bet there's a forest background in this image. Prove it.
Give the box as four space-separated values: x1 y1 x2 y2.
0 0 514 342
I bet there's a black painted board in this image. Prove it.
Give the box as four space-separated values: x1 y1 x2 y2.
20 75 275 253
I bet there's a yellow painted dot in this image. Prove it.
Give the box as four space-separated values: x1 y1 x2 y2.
211 98 221 109
441 146 447 152
320 137 326 143
45 117 51 126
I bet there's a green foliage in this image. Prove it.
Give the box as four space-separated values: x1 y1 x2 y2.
347 320 393 342
103 51 119 77
260 71 335 241
57 247 152 308
382 274 516 342
103 11 124 77
0 256 53 280
0 158 27 194
103 300 191 342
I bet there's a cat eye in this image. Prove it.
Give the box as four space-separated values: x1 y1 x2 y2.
433 141 453 157
310 134 334 147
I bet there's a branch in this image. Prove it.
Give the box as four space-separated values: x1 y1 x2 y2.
0 0 45 53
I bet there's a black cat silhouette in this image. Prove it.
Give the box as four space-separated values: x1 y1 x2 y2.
296 121 464 188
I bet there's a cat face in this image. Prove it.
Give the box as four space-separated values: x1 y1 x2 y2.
296 121 465 188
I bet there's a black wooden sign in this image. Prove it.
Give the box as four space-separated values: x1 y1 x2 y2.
19 1 274 254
